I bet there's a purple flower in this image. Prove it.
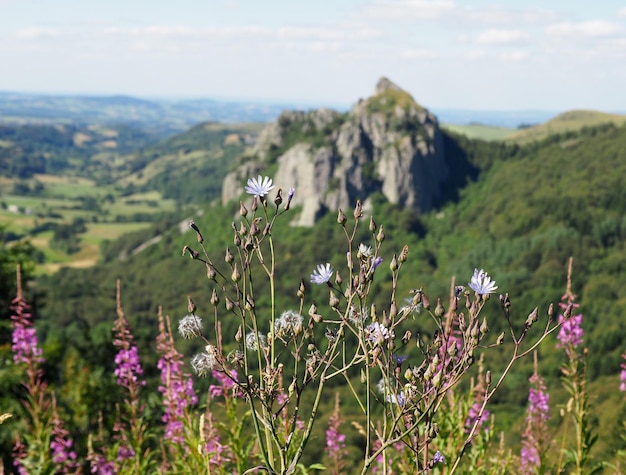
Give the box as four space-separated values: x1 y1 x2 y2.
208 369 237 398
372 256 383 271
310 263 334 284
325 393 348 472
10 285 44 366
520 368 550 474
432 450 445 464
465 401 489 431
156 314 198 444
556 311 583 350
468 268 498 295
114 346 146 389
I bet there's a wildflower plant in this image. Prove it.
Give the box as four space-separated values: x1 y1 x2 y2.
555 258 602 475
178 175 569 475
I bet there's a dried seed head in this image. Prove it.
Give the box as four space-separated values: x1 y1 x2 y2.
329 290 340 309
210 288 219 306
225 296 234 311
240 201 248 217
547 302 554 318
496 331 505 345
178 315 203 339
369 216 377 233
250 218 260 236
235 325 243 342
334 270 343 285
239 222 247 236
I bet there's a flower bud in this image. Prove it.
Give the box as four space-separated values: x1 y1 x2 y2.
187 295 197 314
329 290 340 309
274 188 283 206
231 263 241 282
486 370 492 386
239 222 248 236
206 263 216 281
496 331 505 345
547 302 554 318
210 289 219 306
399 245 409 263
225 296 234 311
337 209 346 225
190 220 203 243
308 302 317 317
402 330 411 344
235 325 243 342
422 294 430 310
480 317 489 335
389 255 398 272
353 199 363 219
225 248 234 263
389 300 397 319
335 270 343 286
240 201 248 217
297 280 306 299
182 245 199 259
249 219 260 236
251 196 258 212
369 216 376 233
525 307 538 328
376 225 385 243
434 298 445 317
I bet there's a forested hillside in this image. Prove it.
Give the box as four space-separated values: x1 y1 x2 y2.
3 117 626 469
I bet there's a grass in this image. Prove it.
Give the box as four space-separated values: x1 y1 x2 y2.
509 110 626 144
441 123 515 141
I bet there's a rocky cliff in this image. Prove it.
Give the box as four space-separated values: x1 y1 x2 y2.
222 77 450 226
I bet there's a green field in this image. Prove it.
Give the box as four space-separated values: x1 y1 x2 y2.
441 123 515 141
1 174 177 273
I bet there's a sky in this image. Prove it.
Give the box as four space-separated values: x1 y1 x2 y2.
1 0 626 111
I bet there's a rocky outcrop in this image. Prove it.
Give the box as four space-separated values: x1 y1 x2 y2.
222 77 450 226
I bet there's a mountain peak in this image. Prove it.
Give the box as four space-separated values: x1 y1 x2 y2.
375 76 403 95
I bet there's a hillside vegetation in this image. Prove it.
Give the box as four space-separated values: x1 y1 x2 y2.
509 109 626 144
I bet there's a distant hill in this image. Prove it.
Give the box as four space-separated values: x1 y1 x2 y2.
509 109 626 144
0 91 322 138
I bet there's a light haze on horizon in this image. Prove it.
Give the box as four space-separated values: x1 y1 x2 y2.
1 0 625 112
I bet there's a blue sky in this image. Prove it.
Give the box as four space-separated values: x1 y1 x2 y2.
1 0 625 111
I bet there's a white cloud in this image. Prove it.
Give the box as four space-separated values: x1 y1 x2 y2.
475 29 530 45
15 27 61 40
498 50 529 62
361 0 456 22
546 20 622 38
618 7 626 18
398 48 438 59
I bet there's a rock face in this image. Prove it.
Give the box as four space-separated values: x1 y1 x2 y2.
222 77 450 226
